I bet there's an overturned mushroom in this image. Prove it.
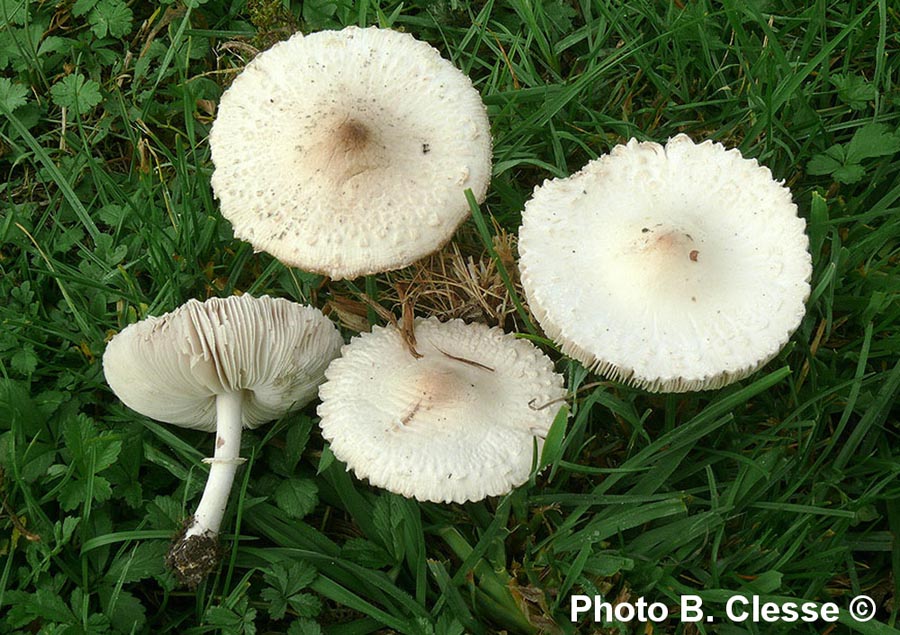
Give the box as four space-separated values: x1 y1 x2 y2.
317 318 565 503
103 294 342 586
518 135 812 392
210 26 493 280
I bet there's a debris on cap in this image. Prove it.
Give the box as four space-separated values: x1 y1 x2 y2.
317 317 565 503
518 135 812 392
210 26 493 280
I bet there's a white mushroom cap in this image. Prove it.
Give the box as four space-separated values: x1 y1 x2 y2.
103 294 344 430
519 135 812 393
210 26 493 280
317 318 565 503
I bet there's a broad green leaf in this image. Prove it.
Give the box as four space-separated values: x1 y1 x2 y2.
261 586 289 620
95 439 123 472
833 164 865 184
204 597 257 634
274 478 319 519
0 0 28 25
104 542 167 583
50 74 102 115
284 417 312 471
832 73 876 110
97 204 126 227
54 517 80 547
316 443 336 475
63 414 93 470
0 77 28 112
806 145 843 176
372 495 405 561
262 561 319 619
0 24 43 73
287 593 322 618
287 619 322 635
89 0 133 38
10 346 37 375
98 586 147 634
544 0 578 33
260 561 324 620
20 444 56 482
23 588 75 624
59 475 112 510
340 537 394 568
144 495 183 529
72 0 100 16
846 123 900 163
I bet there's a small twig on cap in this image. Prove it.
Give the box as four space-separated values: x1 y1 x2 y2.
355 290 422 359
399 399 423 427
396 282 422 359
356 292 398 327
433 346 495 372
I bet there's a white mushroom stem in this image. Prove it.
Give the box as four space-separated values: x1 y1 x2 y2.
184 390 246 540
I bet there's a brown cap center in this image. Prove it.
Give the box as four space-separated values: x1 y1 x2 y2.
637 227 698 263
335 119 371 153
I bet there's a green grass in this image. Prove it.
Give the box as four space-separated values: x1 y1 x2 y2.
1 0 899 633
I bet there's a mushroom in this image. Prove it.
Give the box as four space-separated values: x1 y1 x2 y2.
102 294 343 586
518 135 812 392
209 26 493 280
317 317 565 503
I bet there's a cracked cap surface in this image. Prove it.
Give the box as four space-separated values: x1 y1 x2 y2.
518 135 812 392
317 318 565 503
210 26 493 280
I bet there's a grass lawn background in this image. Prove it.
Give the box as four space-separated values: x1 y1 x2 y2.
1 0 898 633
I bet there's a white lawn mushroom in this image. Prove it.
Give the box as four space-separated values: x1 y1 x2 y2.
317 318 565 503
102 294 342 586
209 26 493 280
519 135 812 393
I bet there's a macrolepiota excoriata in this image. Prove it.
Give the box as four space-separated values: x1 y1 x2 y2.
209 26 493 280
317 317 566 503
518 135 813 392
103 294 342 586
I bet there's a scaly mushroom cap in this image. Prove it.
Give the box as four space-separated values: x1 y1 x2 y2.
103 295 343 430
210 26 493 280
519 135 812 392
317 318 565 503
